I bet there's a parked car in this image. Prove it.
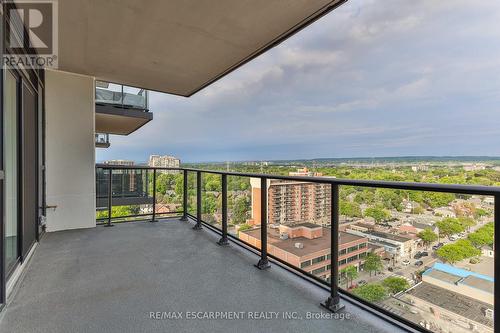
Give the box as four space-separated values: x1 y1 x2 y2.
414 252 422 259
432 243 444 250
420 251 429 257
402 259 411 266
449 235 459 241
358 280 367 286
414 260 424 267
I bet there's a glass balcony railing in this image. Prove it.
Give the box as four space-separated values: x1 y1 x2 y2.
95 164 497 333
95 133 110 147
95 81 148 110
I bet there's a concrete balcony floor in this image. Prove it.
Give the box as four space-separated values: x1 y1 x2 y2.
0 219 401 333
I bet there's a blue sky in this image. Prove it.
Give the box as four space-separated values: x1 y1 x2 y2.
97 0 500 163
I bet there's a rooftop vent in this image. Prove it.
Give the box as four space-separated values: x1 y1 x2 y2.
294 242 304 249
280 233 289 240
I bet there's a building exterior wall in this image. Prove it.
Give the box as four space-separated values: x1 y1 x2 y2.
45 70 96 232
249 178 330 226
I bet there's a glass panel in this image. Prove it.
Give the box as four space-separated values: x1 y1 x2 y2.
122 86 147 109
154 170 183 218
95 82 123 105
4 70 19 273
200 173 222 229
187 171 197 216
95 81 147 109
341 187 495 333
227 176 251 236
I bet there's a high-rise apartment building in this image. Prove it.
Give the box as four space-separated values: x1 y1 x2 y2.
148 155 181 173
248 169 332 226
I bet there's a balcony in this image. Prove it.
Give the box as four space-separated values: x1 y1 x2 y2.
87 165 497 333
0 218 403 333
95 81 153 135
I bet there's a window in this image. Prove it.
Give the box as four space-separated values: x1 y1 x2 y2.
312 255 326 264
300 260 311 268
312 266 326 275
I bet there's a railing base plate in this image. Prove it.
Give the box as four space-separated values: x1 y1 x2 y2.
217 238 230 247
254 259 271 270
179 216 188 222
150 219 158 223
192 224 203 230
321 298 345 313
103 224 114 228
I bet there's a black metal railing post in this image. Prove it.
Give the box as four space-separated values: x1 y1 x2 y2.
193 171 203 230
104 168 114 227
151 169 158 222
494 195 499 332
322 183 343 311
217 174 230 246
255 177 270 270
180 170 188 221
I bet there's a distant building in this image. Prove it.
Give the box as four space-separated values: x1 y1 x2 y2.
481 245 494 258
247 169 335 226
411 165 429 172
345 228 416 258
288 167 324 177
103 159 134 166
403 263 494 333
463 164 486 172
239 223 376 281
148 154 180 173
433 207 456 218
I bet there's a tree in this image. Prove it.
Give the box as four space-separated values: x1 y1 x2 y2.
231 196 250 224
351 284 387 302
340 201 362 218
436 239 481 264
364 205 390 223
340 265 358 288
382 277 410 294
436 218 464 239
418 228 438 249
467 222 494 247
457 216 476 232
423 192 455 208
363 253 383 277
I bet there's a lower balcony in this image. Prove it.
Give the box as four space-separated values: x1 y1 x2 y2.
0 219 398 333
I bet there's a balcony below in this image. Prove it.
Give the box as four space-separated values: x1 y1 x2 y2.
0 219 399 333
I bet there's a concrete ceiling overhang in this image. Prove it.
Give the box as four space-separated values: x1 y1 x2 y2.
57 0 346 97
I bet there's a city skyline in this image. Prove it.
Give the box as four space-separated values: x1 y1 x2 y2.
97 0 500 163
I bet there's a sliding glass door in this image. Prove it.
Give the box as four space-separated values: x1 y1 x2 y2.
3 70 19 275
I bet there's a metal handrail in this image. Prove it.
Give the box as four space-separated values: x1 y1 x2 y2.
95 164 500 195
95 164 498 333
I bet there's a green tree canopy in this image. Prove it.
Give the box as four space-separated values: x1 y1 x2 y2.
363 253 383 276
340 265 358 288
340 201 362 218
436 218 465 238
364 205 390 223
467 222 494 247
436 239 480 263
382 276 410 294
352 284 387 302
418 228 438 247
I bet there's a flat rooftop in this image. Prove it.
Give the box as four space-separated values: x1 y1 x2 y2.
406 282 493 328
0 220 397 333
241 228 365 257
